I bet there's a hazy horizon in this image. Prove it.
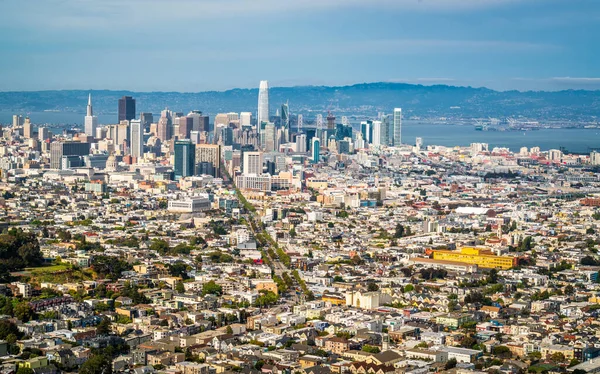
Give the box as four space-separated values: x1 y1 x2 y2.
1 0 598 92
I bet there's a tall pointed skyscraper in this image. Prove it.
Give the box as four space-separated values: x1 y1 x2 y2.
84 94 98 137
257 80 269 132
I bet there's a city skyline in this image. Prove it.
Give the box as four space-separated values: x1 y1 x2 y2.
0 0 598 92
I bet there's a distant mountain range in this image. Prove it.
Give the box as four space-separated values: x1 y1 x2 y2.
0 82 598 122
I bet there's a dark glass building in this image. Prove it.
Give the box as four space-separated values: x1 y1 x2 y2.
174 140 195 179
118 96 136 122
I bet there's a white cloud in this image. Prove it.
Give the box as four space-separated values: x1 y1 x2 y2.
551 77 600 83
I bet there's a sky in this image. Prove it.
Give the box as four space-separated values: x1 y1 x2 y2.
0 0 598 92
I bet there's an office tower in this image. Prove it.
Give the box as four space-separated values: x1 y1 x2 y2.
257 80 269 130
96 126 107 140
240 112 252 127
50 141 90 169
118 96 136 122
174 140 195 179
243 151 263 175
190 131 201 144
371 121 382 146
227 112 239 126
296 133 307 153
360 121 370 144
281 103 290 129
196 144 221 177
327 111 335 130
338 139 350 154
393 108 402 145
38 127 50 142
179 116 193 139
84 94 98 137
264 122 276 152
335 123 352 141
130 119 144 160
311 137 320 164
140 112 153 131
117 122 130 153
12 115 24 128
381 114 390 146
416 137 423 150
23 117 32 139
157 109 172 142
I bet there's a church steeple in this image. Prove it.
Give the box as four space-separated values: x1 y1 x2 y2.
86 93 93 117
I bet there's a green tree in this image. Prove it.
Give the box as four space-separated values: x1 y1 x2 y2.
96 317 112 335
16 368 34 374
80 354 112 374
362 345 381 354
444 358 457 370
404 284 414 293
394 224 405 238
202 281 223 296
226 326 233 334
175 281 186 294
14 302 35 322
367 282 379 292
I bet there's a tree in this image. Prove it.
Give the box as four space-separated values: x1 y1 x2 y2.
367 282 379 292
492 346 512 358
149 239 170 255
564 284 575 295
14 302 35 322
226 326 233 334
362 345 381 353
394 224 405 238
175 281 185 294
333 276 345 283
202 281 223 296
96 317 112 335
403 284 414 293
16 368 34 374
549 352 566 364
80 354 112 374
169 262 189 279
444 358 457 370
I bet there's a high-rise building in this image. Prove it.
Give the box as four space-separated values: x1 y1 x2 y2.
296 133 307 153
360 121 372 144
12 115 24 128
393 108 402 146
174 140 195 179
50 141 90 170
371 121 382 146
311 137 320 164
264 122 276 152
239 112 251 127
130 119 144 160
327 111 336 130
178 116 193 139
196 144 221 177
243 151 263 175
140 112 153 131
157 109 172 142
257 80 269 130
281 103 290 129
118 96 136 122
85 94 98 137
381 114 390 146
23 117 32 139
38 127 50 142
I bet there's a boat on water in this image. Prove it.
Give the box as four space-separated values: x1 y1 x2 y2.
475 125 483 131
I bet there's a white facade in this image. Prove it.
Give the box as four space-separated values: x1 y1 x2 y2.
167 197 211 213
243 151 263 175
84 94 98 137
240 112 252 126
296 134 307 153
130 119 143 160
257 80 269 129
393 108 402 145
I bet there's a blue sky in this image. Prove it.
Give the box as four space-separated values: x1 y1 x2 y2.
0 0 598 92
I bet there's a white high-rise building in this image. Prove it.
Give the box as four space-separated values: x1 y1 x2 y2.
371 121 382 146
296 134 307 153
264 122 276 152
240 112 252 126
130 119 144 160
393 108 402 146
257 81 269 131
85 94 98 137
243 151 263 175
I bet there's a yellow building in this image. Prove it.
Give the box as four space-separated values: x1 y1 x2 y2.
432 247 516 270
322 293 346 306
256 281 278 295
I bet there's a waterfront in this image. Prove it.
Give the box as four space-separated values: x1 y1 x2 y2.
1 112 598 153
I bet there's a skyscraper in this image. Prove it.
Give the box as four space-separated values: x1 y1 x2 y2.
12 115 23 128
243 151 263 175
118 96 136 122
130 119 144 160
393 108 402 146
85 94 98 137
311 137 320 164
327 111 336 130
240 112 252 127
257 80 269 130
174 140 195 179
296 133 307 153
140 112 153 131
23 117 32 139
264 122 276 152
196 144 221 177
157 109 172 142
281 102 290 130
371 120 382 146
